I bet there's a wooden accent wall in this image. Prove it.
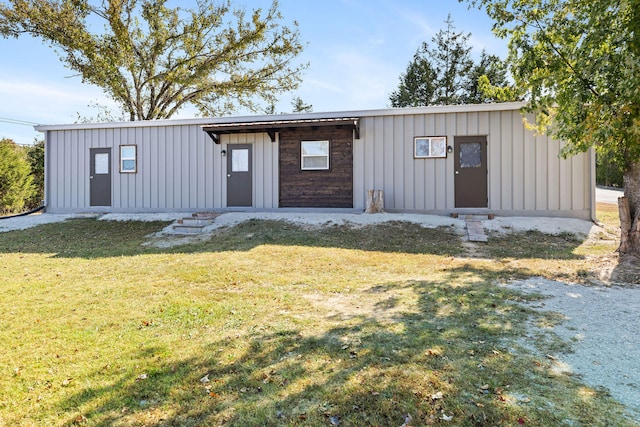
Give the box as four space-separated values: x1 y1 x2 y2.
279 127 353 208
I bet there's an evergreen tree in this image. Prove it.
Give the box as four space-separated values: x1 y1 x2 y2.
0 138 36 214
462 50 511 104
390 15 513 107
291 96 313 113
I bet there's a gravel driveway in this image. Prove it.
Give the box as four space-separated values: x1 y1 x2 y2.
506 278 639 421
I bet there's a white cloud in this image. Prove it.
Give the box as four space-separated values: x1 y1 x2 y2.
0 75 114 144
0 75 111 124
299 47 402 112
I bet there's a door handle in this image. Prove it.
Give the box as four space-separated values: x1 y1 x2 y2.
455 171 459 175
90 176 94 179
227 174 231 177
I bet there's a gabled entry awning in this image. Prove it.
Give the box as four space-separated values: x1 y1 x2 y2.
202 117 360 143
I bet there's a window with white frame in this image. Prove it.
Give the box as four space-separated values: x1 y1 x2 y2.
414 136 447 158
120 145 137 173
301 140 330 170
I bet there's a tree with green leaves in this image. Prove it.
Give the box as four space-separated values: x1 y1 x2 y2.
390 15 512 107
465 0 640 256
26 140 45 209
291 96 313 113
0 0 306 121
462 50 511 104
0 138 36 214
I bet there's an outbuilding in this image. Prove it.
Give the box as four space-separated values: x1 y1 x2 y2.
35 102 595 220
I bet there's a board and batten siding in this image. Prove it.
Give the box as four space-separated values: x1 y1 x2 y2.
44 124 278 213
354 109 594 219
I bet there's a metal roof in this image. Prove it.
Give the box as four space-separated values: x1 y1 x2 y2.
33 102 527 132
202 117 360 143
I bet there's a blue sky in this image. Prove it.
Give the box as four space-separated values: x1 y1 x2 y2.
0 0 506 145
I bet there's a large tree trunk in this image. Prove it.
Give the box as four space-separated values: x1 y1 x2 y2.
618 161 640 256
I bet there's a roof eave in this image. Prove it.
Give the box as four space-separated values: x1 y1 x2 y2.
33 102 527 132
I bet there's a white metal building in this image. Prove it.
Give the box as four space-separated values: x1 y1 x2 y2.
35 102 595 220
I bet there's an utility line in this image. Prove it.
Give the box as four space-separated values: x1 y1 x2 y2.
0 117 38 126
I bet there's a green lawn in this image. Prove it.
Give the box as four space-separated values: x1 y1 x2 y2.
0 213 635 426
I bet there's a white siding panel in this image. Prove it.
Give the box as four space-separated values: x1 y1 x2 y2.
366 117 380 202
373 118 385 190
69 130 79 209
413 115 426 210
382 116 395 210
488 112 501 209
149 127 159 209
571 154 586 210
141 127 150 209
547 137 561 210
403 115 415 210
158 127 167 209
353 130 365 210
195 127 205 209
256 134 264 207
559 139 572 211
187 126 197 207
424 114 438 210
430 114 448 209
438 114 453 209
133 127 142 208
52 132 61 209
523 123 536 210
500 111 513 210
205 132 215 208
512 115 524 210
80 129 88 208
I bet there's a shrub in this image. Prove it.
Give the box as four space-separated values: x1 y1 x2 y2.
0 138 36 214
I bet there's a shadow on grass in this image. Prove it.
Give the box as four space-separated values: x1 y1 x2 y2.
51 267 631 426
0 218 587 261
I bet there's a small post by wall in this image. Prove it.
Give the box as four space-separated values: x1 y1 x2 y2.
365 189 384 213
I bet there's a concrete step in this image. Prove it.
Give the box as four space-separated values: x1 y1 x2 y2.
192 211 220 219
180 217 215 227
172 224 207 234
464 214 493 221
171 212 220 234
466 220 488 242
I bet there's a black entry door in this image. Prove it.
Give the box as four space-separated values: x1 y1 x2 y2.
90 148 112 206
226 144 252 207
454 136 488 208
